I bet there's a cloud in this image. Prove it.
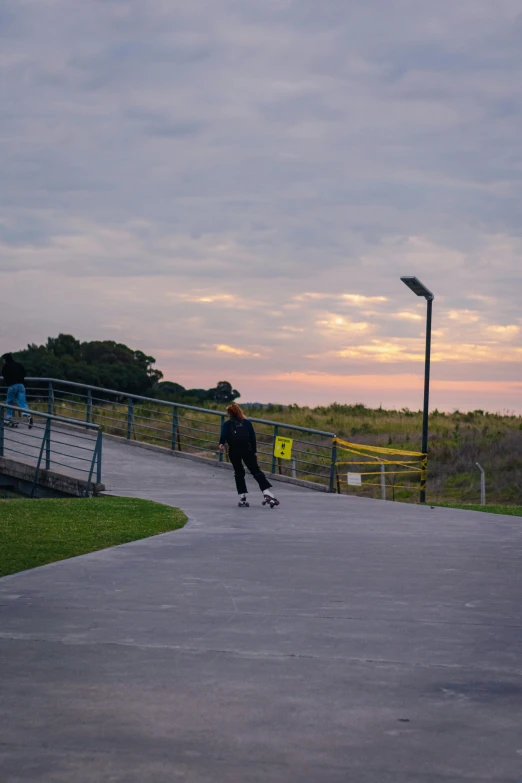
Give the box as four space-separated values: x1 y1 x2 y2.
1 0 522 410
485 324 520 340
393 311 424 321
316 316 373 334
446 310 481 324
214 344 261 358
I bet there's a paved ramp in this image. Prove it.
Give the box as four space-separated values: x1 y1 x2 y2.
1 437 522 782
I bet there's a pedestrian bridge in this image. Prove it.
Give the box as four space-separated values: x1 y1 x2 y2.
0 377 337 498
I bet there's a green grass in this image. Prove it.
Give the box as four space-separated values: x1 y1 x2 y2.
433 503 522 516
0 496 187 577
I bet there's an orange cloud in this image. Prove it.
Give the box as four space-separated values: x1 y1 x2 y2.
214 344 261 357
316 315 373 333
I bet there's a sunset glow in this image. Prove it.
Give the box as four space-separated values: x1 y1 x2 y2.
1 1 521 413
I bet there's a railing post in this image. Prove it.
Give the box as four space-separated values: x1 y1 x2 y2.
47 381 54 415
86 429 103 496
381 463 386 501
0 412 4 457
218 414 225 462
96 430 102 485
31 419 51 498
171 407 178 451
45 418 51 470
86 388 92 426
271 425 279 474
329 439 337 493
420 453 428 504
127 398 133 440
177 413 182 451
476 462 486 505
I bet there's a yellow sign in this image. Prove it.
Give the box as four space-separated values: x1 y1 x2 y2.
274 436 293 460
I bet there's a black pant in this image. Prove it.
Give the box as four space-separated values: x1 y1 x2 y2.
229 448 272 494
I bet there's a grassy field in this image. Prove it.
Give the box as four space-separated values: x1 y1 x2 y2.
434 504 522 516
0 496 187 577
22 389 522 505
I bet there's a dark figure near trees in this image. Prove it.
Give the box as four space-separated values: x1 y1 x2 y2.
1 353 33 427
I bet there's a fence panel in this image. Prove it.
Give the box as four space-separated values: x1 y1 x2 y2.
0 402 102 497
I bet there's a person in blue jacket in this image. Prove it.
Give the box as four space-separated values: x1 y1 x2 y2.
219 403 279 506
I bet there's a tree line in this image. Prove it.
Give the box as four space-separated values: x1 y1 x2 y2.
13 334 240 404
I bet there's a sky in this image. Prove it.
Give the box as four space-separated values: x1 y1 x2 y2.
1 0 522 412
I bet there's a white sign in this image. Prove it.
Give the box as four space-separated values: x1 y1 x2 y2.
347 472 362 486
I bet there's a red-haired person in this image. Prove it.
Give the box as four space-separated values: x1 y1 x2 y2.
219 403 279 507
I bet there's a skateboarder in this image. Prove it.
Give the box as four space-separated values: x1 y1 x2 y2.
1 353 33 427
219 403 279 507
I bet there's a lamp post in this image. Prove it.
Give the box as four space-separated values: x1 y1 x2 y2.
400 276 434 504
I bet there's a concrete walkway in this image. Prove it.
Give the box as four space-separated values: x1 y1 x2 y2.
1 439 522 782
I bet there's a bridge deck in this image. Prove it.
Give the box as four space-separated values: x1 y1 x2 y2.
1 436 521 782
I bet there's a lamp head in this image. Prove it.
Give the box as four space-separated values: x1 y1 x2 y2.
400 276 434 301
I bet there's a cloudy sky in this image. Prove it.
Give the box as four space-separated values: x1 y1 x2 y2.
1 0 522 411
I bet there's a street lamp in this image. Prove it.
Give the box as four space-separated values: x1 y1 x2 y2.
400 276 434 504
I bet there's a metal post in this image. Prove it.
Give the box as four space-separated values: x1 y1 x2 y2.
127 398 133 440
31 419 51 498
86 388 92 425
171 407 178 451
291 457 296 479
420 297 433 503
381 463 386 501
476 462 486 505
0 412 4 457
45 418 51 470
218 414 225 462
96 430 102 485
329 439 337 493
47 381 53 415
271 425 279 474
86 429 103 496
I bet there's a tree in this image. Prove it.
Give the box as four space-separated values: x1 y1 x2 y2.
15 334 163 396
13 334 240 403
154 381 188 402
209 381 240 403
46 334 81 360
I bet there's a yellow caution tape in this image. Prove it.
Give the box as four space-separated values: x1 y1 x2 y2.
334 437 425 458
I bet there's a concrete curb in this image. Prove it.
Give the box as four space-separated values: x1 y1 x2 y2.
102 432 331 493
0 456 105 498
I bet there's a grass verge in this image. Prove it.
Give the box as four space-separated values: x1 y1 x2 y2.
433 503 522 517
0 496 187 577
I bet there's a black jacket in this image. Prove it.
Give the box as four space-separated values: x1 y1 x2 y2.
219 418 257 451
2 358 26 386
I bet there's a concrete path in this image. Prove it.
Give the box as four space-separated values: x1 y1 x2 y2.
1 439 522 782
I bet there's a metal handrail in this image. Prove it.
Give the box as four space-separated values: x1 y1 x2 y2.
0 403 102 497
7 378 337 489
23 377 335 436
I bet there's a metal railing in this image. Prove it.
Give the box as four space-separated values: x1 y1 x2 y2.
0 403 102 497
3 378 337 490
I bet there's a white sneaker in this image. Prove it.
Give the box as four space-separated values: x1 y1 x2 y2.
263 489 275 499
